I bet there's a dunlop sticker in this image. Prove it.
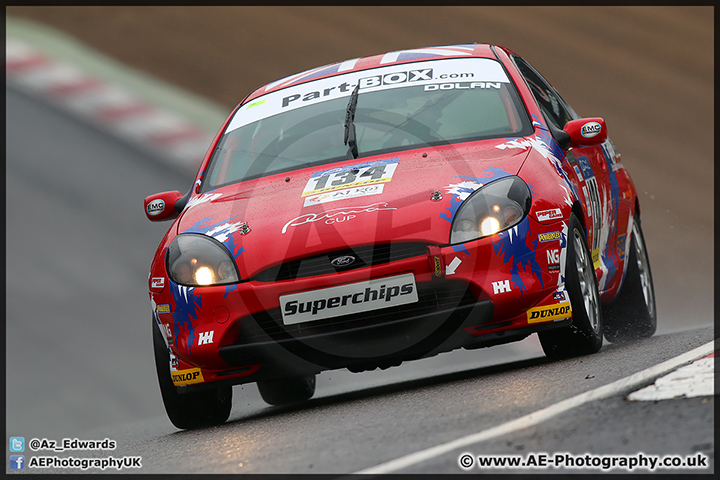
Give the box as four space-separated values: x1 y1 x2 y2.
527 302 572 324
171 368 204 386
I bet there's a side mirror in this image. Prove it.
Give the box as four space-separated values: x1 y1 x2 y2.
563 117 607 147
144 190 185 222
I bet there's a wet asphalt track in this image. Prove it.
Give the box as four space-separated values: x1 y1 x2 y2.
5 81 714 474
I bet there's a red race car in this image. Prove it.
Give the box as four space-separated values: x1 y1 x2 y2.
145 44 656 429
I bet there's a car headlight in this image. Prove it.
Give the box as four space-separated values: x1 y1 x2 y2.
449 176 531 244
166 234 240 286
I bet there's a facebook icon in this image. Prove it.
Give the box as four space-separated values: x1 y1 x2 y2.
9 455 25 470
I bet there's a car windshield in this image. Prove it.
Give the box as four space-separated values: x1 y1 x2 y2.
203 58 531 190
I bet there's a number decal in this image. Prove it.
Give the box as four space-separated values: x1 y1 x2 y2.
302 158 399 197
330 170 358 187
577 155 602 266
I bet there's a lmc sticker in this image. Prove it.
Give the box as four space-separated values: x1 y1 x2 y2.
581 121 601 138
146 199 165 216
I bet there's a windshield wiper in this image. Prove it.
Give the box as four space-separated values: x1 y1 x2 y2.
343 83 360 159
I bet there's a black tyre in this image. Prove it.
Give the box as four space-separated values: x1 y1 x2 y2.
152 320 232 429
602 216 656 343
257 376 316 406
539 214 603 359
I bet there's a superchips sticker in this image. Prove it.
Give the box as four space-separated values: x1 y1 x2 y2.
302 158 398 198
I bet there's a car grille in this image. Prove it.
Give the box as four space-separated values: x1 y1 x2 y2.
233 281 477 344
252 242 429 282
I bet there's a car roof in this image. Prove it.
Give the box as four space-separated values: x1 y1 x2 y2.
245 43 502 102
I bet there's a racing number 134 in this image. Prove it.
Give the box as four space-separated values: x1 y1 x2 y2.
312 165 388 190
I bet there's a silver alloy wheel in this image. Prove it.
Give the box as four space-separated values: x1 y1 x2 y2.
632 220 655 320
573 228 600 334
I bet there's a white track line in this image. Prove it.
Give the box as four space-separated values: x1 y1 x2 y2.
355 340 715 474
627 353 714 401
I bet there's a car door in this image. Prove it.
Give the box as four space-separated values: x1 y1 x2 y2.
511 55 621 293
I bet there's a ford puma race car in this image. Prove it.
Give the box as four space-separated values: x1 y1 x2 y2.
144 44 656 429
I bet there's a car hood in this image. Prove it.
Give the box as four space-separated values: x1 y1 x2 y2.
177 140 529 278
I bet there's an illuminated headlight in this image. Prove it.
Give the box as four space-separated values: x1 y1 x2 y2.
450 176 531 244
167 234 239 286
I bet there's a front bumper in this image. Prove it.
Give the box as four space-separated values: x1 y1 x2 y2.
151 217 571 390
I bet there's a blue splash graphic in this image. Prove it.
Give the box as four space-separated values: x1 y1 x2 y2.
440 168 512 224
182 215 246 257
182 216 217 234
532 116 581 202
223 246 245 298
170 282 202 355
182 215 242 236
452 244 470 255
194 169 206 190
492 217 544 294
223 284 239 299
224 232 246 258
600 142 621 285
440 195 465 224
526 182 536 197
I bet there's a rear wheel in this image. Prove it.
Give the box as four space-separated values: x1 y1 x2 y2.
152 320 232 429
539 214 603 359
603 216 656 343
257 376 316 406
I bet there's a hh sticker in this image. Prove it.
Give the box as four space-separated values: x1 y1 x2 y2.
280 273 418 325
302 158 398 197
171 368 204 386
304 184 384 207
527 302 572 324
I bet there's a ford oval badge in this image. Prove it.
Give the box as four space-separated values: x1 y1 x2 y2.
331 255 356 267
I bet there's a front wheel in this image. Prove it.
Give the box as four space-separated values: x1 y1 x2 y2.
539 214 603 359
257 376 316 406
152 319 232 429
602 216 656 343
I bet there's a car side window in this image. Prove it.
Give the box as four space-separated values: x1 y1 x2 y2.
512 55 574 128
